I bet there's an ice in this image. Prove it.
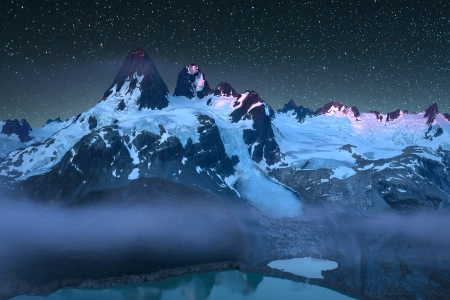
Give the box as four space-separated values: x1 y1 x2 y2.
235 168 302 218
268 257 338 279
330 166 356 179
0 135 25 158
128 168 139 180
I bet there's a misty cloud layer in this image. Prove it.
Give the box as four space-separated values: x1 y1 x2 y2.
0 198 240 262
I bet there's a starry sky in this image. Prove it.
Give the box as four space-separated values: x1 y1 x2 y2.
1 0 449 127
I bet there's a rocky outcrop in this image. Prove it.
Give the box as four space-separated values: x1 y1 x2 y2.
1 119 32 142
349 106 360 119
184 115 239 178
370 110 383 122
45 117 61 125
20 126 134 203
424 102 439 125
173 64 213 99
231 91 280 165
316 102 346 115
214 82 240 98
102 47 170 110
444 113 450 122
386 108 401 122
279 99 298 112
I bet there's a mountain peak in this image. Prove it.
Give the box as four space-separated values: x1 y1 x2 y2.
102 47 169 110
1 119 32 142
214 82 240 98
316 102 347 115
173 64 213 99
424 102 439 125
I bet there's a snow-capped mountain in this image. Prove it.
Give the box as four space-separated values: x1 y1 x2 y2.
1 47 450 217
2 48 450 300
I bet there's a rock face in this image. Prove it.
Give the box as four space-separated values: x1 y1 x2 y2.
173 64 214 99
1 119 32 142
386 108 401 121
424 102 439 125
269 146 450 214
230 91 280 165
214 82 240 98
279 99 298 112
20 126 134 203
370 110 383 121
278 100 362 123
316 102 347 115
45 117 61 125
102 47 169 110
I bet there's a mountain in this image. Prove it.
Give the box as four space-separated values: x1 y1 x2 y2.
1 48 450 299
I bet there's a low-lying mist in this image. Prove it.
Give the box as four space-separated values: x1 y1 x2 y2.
1 199 240 249
0 197 246 282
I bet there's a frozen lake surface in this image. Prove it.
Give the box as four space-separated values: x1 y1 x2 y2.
268 257 338 278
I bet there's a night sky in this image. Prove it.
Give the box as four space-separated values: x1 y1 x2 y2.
1 0 449 127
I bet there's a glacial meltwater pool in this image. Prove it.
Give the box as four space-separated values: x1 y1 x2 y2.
267 257 338 278
12 262 354 300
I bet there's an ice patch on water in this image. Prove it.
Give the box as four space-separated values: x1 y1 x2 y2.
268 257 338 279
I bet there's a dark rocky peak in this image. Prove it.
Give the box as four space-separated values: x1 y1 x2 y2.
230 91 261 123
230 91 280 165
424 102 439 125
370 110 383 122
350 106 361 119
1 119 32 142
295 105 317 123
102 47 169 110
316 102 346 115
173 64 214 99
277 100 316 123
45 117 61 125
444 113 450 122
214 82 240 98
279 99 298 113
386 109 401 122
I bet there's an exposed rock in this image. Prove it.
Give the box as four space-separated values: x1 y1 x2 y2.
444 113 450 122
279 99 298 112
184 115 239 178
386 108 401 122
88 116 97 130
19 126 134 203
231 91 280 165
214 82 240 97
45 117 61 125
339 144 356 153
424 102 439 125
370 110 383 122
102 47 170 110
1 119 32 142
349 106 360 119
316 102 346 115
117 99 126 111
173 64 213 99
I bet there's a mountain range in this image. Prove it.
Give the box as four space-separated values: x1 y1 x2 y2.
1 48 450 299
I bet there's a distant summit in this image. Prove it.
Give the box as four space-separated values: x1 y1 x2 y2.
214 82 240 98
1 119 32 142
173 64 213 99
424 102 439 125
102 47 169 110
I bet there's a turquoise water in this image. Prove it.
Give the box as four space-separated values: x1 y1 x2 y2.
12 270 354 300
